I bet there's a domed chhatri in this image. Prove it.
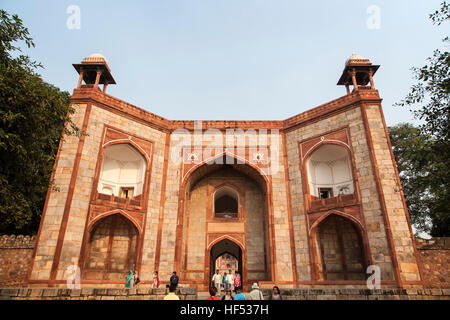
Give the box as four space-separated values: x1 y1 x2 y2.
73 53 116 92
338 53 380 93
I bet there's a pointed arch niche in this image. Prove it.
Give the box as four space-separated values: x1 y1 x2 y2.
82 213 138 281
312 214 367 281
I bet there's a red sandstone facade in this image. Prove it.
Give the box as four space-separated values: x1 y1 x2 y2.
27 53 424 290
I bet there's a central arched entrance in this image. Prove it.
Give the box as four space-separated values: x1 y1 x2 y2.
209 239 243 288
176 154 274 290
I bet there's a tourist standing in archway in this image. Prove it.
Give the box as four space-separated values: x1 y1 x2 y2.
234 272 241 293
212 269 222 296
226 270 234 291
222 272 227 290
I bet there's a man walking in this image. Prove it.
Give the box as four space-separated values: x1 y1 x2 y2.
226 270 234 292
212 270 223 296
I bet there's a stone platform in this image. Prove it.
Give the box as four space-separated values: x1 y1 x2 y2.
0 287 197 300
1 287 449 300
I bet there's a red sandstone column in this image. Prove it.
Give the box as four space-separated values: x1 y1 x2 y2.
351 69 358 91
77 69 84 89
94 69 102 90
369 70 375 90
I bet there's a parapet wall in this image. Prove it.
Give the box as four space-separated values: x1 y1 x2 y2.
0 235 35 287
416 237 450 289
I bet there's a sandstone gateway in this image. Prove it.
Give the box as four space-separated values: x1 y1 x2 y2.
28 53 423 290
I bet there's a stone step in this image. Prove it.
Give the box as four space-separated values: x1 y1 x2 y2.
197 291 210 300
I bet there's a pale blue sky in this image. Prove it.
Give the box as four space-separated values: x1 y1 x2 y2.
2 0 447 124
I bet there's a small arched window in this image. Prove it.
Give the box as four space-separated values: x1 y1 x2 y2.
214 187 239 218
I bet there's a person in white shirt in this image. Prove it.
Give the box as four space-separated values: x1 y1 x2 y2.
248 282 264 300
211 269 223 296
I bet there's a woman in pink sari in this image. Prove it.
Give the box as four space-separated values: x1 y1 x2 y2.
234 273 241 293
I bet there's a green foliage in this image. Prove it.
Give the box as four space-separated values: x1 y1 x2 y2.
0 10 81 235
394 2 450 237
389 124 449 236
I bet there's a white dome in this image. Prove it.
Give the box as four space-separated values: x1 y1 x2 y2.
85 52 108 64
345 53 368 66
348 53 364 60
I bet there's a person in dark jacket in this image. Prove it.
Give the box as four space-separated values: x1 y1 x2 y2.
170 271 179 288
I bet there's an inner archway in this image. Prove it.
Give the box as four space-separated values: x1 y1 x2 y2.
178 154 273 290
209 239 243 288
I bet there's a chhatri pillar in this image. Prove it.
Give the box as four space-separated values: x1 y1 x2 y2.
72 53 116 93
337 53 379 94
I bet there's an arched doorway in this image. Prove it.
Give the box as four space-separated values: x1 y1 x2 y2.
209 239 243 288
82 214 138 281
177 154 273 289
315 214 366 281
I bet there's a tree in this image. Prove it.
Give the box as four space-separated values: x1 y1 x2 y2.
389 124 434 236
0 10 81 235
395 2 450 237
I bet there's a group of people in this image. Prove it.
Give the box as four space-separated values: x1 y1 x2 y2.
125 269 282 301
124 270 171 289
211 269 242 295
207 283 282 300
125 269 140 288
